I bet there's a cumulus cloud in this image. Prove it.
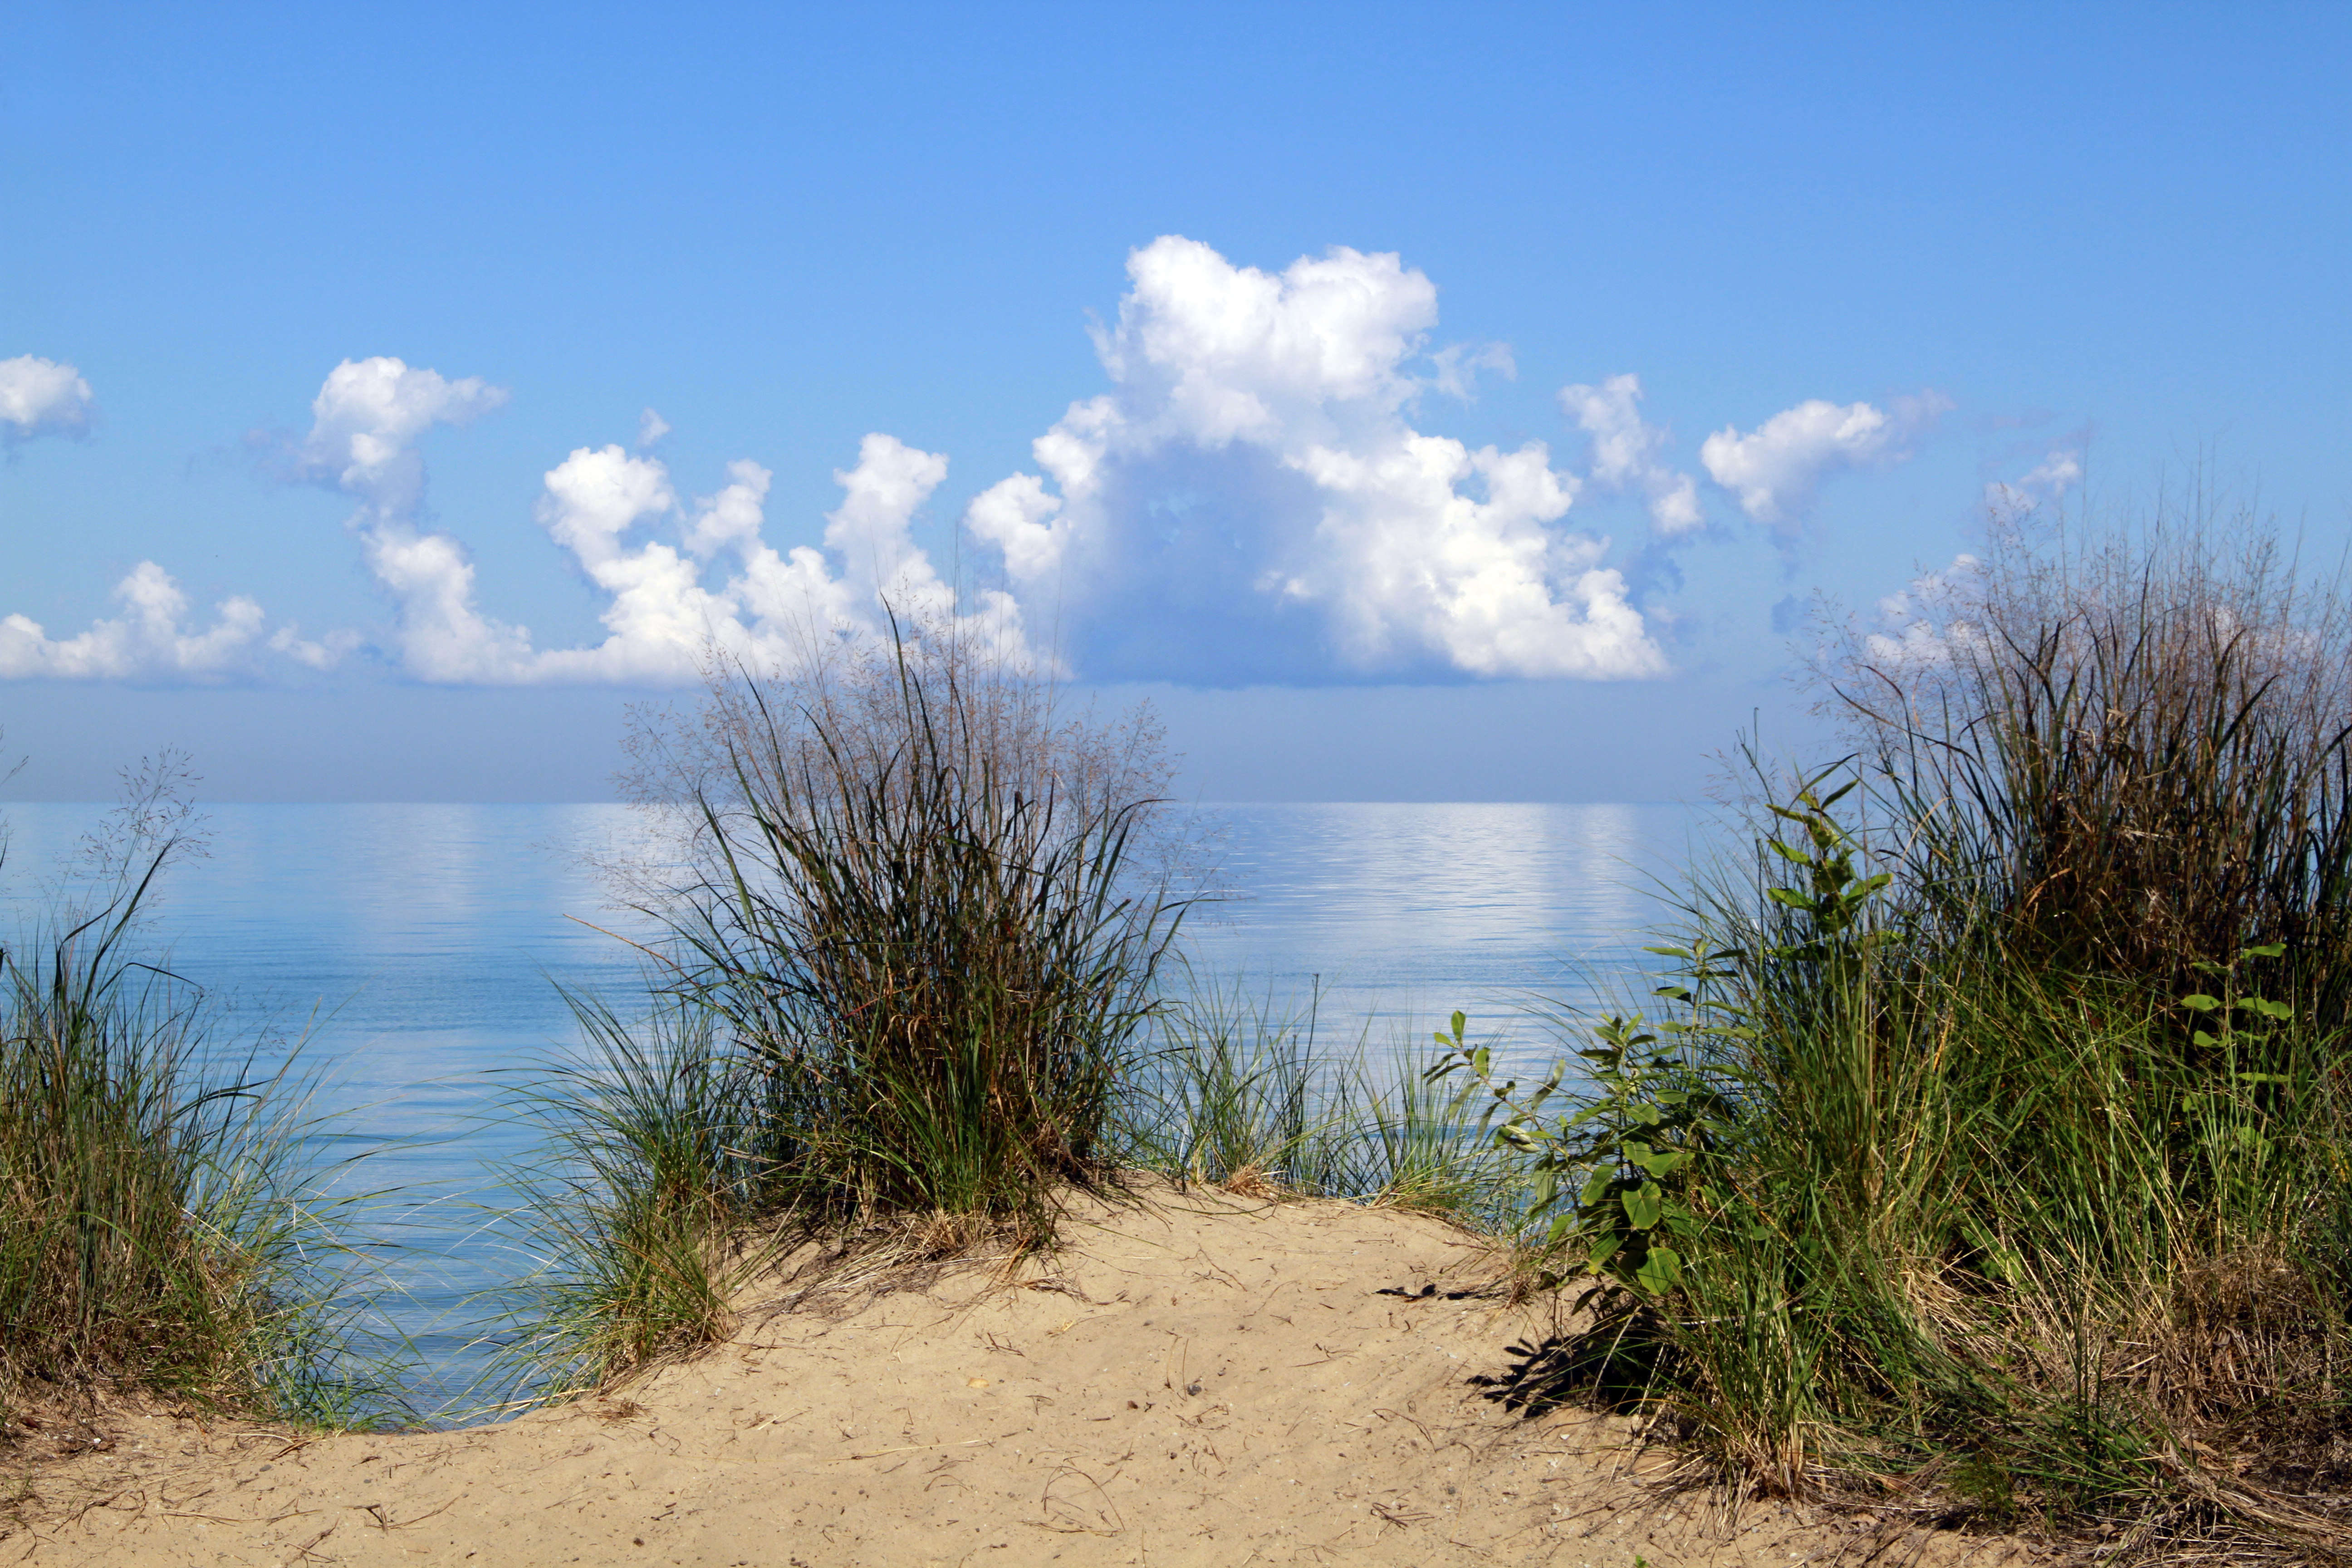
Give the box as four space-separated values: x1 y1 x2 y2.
0 563 265 680
964 236 1664 681
292 357 529 680
292 358 1046 684
299 356 508 517
1 355 95 445
3 245 1967 692
1560 373 1703 534
1700 391 1950 525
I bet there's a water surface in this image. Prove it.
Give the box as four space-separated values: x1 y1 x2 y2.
0 799 1704 1416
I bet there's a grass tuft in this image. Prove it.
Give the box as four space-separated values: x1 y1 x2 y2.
0 850 398 1432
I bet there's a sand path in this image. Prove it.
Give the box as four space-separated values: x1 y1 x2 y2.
6 1192 2016 1566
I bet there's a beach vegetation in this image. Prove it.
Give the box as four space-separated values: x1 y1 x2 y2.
0 775 396 1433
511 619 1192 1388
1440 505 2352 1558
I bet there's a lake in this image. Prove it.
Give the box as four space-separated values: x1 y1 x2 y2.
0 799 1708 1419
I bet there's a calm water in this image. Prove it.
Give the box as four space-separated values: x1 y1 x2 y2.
0 800 1705 1418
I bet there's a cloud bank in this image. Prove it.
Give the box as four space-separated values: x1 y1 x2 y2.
0 245 1950 686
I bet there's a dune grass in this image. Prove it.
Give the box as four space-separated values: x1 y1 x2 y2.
1117 972 1522 1221
500 623 1196 1392
1431 511 2352 1558
0 858 400 1431
510 507 2352 1561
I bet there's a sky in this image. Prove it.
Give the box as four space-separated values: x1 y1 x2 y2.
3 1 2347 803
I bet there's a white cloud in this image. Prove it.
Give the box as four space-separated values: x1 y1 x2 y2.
1985 447 2082 510
292 360 1048 685
3 248 1970 693
963 236 1665 681
299 356 507 517
1700 392 1950 525
0 355 95 445
0 562 264 679
1560 373 1703 535
291 356 532 680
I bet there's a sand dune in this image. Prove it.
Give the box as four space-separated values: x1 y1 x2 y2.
8 1191 2009 1565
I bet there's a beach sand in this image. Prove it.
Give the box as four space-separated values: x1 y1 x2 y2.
5 1190 2018 1565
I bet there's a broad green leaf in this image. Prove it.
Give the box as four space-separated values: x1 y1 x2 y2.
2243 942 2286 959
1636 1245 1683 1295
1622 1183 1664 1230
2181 994 2221 1012
2242 996 2293 1019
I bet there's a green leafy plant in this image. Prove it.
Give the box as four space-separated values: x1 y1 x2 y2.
1758 772 1893 975
2181 940 2294 1052
1429 1008 1733 1298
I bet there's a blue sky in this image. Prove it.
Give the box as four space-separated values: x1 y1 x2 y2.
4 1 2347 801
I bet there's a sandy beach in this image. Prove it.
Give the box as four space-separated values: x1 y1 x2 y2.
5 1191 2016 1567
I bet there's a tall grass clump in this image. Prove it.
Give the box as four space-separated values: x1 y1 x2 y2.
519 621 1191 1387
0 850 384 1430
500 992 756 1393
1830 498 2352 1022
1442 505 2352 1558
